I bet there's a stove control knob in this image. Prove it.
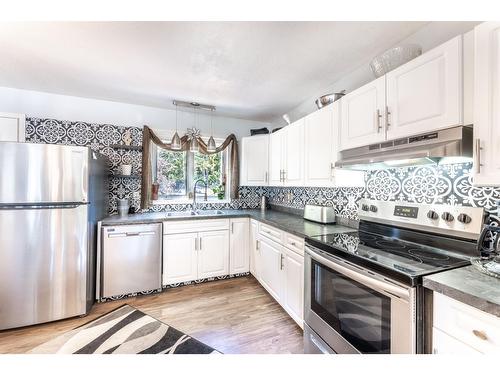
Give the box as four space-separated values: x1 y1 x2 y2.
441 212 454 222
427 210 439 220
369 205 378 213
457 213 472 224
361 204 370 212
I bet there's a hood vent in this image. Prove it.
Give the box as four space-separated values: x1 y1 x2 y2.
335 126 473 170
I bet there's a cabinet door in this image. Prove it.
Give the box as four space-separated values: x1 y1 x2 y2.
197 230 229 279
283 119 305 186
386 36 463 140
229 218 249 274
268 129 285 186
283 248 304 328
340 76 386 150
249 220 260 279
473 22 500 186
304 105 335 187
162 232 198 285
0 113 25 142
259 239 285 302
240 135 269 186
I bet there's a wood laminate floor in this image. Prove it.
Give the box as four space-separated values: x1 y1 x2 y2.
0 275 304 354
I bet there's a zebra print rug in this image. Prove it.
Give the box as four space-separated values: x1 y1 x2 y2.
29 305 219 354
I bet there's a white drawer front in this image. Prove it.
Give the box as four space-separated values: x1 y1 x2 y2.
259 222 283 244
433 292 500 353
163 219 229 234
283 232 304 255
432 327 481 354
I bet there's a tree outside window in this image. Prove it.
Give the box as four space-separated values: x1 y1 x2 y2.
156 143 229 201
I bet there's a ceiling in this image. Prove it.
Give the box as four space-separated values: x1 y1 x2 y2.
0 22 429 122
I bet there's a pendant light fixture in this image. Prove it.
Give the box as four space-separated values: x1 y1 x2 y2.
189 107 200 153
207 108 216 153
170 102 182 151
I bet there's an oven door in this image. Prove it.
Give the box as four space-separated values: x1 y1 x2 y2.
305 245 416 354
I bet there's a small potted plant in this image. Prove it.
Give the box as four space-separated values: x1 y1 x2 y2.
212 184 225 200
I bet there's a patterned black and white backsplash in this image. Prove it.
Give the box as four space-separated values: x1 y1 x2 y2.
25 117 500 223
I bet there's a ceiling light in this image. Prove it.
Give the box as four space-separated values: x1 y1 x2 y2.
170 103 182 151
207 109 216 153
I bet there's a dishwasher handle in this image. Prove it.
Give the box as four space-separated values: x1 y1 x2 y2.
108 231 157 238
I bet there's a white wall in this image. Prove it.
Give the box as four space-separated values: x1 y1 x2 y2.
0 86 270 140
272 21 480 128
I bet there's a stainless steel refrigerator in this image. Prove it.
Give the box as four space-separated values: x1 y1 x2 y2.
0 142 108 330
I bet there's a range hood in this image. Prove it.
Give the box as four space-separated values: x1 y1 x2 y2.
335 126 473 170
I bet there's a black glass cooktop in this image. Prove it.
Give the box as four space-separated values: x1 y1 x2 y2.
306 230 471 284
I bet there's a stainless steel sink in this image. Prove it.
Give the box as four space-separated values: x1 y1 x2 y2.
166 211 198 217
195 210 225 216
165 210 225 217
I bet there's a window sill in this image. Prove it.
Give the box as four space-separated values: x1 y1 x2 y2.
151 198 232 205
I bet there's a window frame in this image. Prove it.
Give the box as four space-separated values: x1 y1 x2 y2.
152 136 231 204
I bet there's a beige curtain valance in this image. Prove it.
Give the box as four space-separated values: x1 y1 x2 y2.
141 125 239 209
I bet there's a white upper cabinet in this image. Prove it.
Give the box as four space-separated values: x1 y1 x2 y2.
340 76 386 150
268 119 305 187
268 129 285 186
385 36 463 140
240 135 269 186
304 104 336 186
473 22 500 186
283 118 305 186
0 113 25 142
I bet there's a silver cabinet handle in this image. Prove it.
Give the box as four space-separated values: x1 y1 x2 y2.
231 222 234 234
199 237 202 250
283 170 286 182
108 233 126 238
385 106 391 129
475 138 483 174
265 172 268 183
375 109 383 133
195 237 198 251
280 253 284 270
256 240 260 251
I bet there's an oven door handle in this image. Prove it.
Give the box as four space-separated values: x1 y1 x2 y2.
306 247 410 301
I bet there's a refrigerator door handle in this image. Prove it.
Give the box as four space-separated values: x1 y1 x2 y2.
0 203 83 210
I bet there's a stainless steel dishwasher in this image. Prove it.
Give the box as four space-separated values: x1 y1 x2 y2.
101 223 162 299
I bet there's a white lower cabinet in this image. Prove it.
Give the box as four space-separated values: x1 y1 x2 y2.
162 219 230 285
249 219 260 278
432 292 500 354
229 218 250 274
257 222 304 328
259 239 285 302
198 230 229 279
162 232 198 284
283 248 304 327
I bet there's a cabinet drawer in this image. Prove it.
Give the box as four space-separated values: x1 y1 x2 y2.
259 222 283 243
432 327 481 354
433 292 500 353
163 219 229 234
283 232 304 255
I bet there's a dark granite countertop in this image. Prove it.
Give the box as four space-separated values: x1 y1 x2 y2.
100 209 355 238
423 265 500 317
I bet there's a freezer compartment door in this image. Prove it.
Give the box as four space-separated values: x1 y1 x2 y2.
0 205 88 330
0 142 89 204
101 224 162 299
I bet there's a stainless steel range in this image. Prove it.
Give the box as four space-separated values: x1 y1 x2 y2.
304 199 485 354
